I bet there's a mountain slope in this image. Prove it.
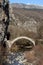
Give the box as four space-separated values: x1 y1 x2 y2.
11 3 43 9
9 4 43 39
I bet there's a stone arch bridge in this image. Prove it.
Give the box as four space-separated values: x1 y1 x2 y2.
6 36 35 48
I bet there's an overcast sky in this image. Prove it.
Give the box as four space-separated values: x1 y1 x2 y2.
9 0 43 5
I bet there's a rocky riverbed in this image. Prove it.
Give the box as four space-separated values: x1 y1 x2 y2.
2 43 43 65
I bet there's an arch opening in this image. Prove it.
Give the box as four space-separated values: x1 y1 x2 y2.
10 36 35 49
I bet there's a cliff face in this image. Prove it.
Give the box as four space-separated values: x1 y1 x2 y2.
0 0 7 41
8 4 43 39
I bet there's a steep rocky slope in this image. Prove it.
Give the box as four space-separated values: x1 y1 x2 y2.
0 3 43 40
8 4 43 40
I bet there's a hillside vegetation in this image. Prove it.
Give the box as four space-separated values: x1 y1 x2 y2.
8 4 43 40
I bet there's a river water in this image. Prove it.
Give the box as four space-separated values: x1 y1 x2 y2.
3 50 38 65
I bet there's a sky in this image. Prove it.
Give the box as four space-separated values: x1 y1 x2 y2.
9 0 43 5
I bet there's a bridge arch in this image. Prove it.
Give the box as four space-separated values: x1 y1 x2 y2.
7 36 35 48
